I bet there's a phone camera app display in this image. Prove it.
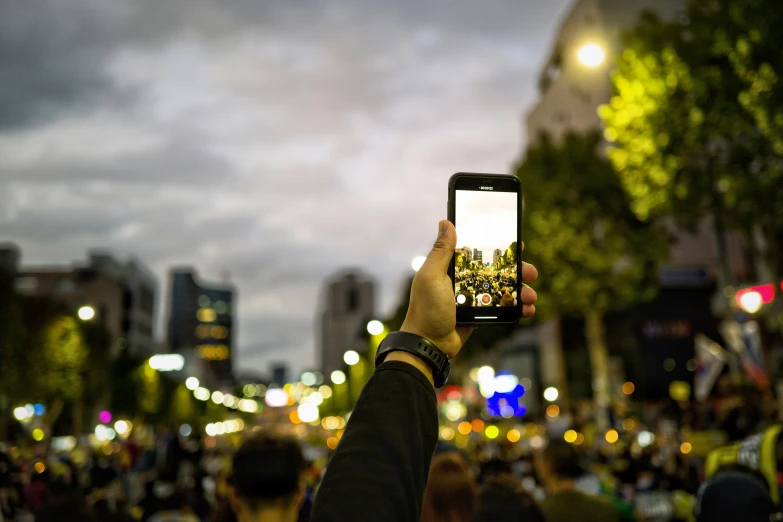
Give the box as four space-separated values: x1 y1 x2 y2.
454 189 518 308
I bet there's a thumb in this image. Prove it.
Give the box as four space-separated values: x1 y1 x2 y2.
420 220 456 274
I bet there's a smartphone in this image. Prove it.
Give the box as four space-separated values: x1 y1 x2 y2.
448 173 523 326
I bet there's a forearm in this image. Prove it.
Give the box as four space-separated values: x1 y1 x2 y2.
310 361 438 522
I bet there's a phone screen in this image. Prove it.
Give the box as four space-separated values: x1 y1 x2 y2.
453 186 519 309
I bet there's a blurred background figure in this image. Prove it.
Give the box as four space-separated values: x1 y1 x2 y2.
536 440 620 522
472 476 544 522
420 453 477 522
226 435 305 522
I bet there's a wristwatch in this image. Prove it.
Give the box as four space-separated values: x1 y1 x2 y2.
375 331 450 388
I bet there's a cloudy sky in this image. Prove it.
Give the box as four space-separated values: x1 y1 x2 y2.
1 0 571 377
455 190 517 259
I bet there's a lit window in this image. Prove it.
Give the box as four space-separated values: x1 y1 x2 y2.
197 308 217 322
195 325 210 339
211 326 227 339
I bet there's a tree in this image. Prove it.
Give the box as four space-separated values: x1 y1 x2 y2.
36 315 89 432
600 6 783 283
713 0 783 277
515 131 668 424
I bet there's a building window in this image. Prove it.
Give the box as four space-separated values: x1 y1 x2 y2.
57 280 76 294
348 288 359 312
14 277 38 293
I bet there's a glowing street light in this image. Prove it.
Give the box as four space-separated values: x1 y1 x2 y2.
77 306 95 321
577 43 605 67
366 320 384 336
331 370 346 385
149 354 185 371
344 350 360 366
412 256 427 272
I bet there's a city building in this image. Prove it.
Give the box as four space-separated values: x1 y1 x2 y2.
473 249 483 266
521 0 750 400
318 270 375 377
456 247 472 264
525 0 683 145
167 268 235 386
12 250 157 357
493 249 503 266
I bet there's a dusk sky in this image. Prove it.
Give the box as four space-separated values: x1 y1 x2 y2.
1 0 571 377
455 190 517 259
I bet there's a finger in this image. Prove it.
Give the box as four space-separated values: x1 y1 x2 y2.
520 284 537 306
521 262 538 282
522 304 536 318
420 220 457 275
456 326 475 348
520 241 525 252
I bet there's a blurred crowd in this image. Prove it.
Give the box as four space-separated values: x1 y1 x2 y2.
1 380 778 522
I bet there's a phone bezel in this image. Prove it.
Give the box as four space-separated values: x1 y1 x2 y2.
448 172 523 327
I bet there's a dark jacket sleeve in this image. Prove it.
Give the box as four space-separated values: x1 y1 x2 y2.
310 361 439 522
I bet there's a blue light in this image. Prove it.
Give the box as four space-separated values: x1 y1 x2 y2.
33 404 45 416
486 385 527 418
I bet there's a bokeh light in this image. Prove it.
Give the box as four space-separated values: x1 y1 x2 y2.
458 422 472 435
507 429 521 443
32 429 44 441
680 442 692 455
366 320 384 336
331 370 346 385
546 405 560 418
543 387 559 402
564 430 577 443
622 382 635 395
485 426 499 439
605 429 619 444
343 350 360 366
185 377 200 390
440 427 455 441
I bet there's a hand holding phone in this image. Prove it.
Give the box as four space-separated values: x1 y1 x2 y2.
448 173 524 326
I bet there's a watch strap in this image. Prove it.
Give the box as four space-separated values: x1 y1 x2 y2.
375 331 450 388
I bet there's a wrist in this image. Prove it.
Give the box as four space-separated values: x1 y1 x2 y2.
383 351 435 387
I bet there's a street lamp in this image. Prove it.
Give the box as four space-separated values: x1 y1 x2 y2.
412 256 427 272
577 43 605 67
331 370 346 385
344 350 360 366
77 306 95 321
366 320 384 336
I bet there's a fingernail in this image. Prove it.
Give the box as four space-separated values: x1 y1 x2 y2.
438 221 447 237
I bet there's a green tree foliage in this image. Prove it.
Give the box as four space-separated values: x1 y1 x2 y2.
516 131 668 318
37 315 89 430
712 0 783 276
601 5 783 277
515 131 668 420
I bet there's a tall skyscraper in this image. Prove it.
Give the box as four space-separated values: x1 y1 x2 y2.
473 249 483 266
318 271 375 377
493 249 503 266
167 268 235 386
13 250 157 357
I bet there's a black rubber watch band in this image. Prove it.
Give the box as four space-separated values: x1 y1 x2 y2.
375 331 450 388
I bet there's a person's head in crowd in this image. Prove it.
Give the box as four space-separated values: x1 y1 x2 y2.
479 458 513 484
228 435 305 522
535 439 583 493
696 471 781 522
472 476 544 522
420 453 477 522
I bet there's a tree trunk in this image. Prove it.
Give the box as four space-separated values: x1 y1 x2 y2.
585 309 610 431
73 398 83 436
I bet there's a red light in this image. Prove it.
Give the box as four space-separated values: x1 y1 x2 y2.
735 284 775 306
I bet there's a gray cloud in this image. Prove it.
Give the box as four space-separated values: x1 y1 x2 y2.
1 0 572 376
